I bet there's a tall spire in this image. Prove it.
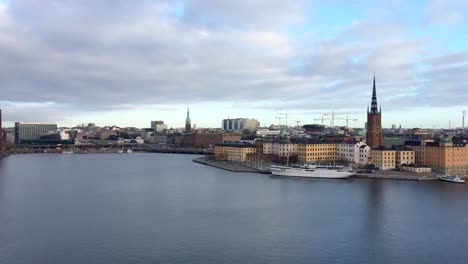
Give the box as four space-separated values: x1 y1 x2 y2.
185 106 191 124
370 74 378 113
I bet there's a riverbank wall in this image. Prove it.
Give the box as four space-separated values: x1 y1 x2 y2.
193 157 270 173
193 157 445 181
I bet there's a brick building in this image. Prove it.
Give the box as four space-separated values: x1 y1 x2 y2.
366 76 383 149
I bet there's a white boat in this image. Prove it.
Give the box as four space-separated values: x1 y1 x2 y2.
117 149 124 154
439 175 465 183
126 149 133 154
269 164 354 179
62 150 74 154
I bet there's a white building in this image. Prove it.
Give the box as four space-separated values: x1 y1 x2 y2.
263 141 298 157
222 118 259 132
358 144 371 164
256 128 281 137
263 141 273 154
151 121 168 132
337 141 370 165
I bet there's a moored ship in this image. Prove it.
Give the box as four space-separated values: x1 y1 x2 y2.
269 164 354 179
439 175 465 183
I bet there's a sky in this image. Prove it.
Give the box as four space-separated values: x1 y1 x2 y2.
0 0 467 129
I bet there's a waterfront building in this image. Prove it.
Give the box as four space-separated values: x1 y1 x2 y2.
369 148 396 170
262 141 298 157
395 148 415 168
406 136 468 175
400 164 432 173
214 142 256 161
297 142 338 163
358 144 371 164
222 118 260 132
337 141 370 165
369 147 415 170
366 76 383 148
14 122 58 144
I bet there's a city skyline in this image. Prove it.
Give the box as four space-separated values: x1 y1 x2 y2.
0 1 467 128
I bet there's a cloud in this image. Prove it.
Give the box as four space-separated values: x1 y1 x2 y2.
0 0 466 127
425 0 468 25
181 0 304 29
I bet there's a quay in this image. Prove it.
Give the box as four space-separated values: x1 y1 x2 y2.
193 157 270 173
352 171 438 181
193 157 445 181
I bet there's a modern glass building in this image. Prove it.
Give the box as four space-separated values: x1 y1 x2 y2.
14 123 58 144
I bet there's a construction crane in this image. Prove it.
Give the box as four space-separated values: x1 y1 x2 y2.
315 113 358 127
322 112 358 127
280 113 289 127
275 116 282 126
313 116 326 126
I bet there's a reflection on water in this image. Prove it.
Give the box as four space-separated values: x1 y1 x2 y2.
0 154 467 264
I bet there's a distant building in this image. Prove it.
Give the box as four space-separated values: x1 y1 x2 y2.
256 128 281 137
151 121 168 132
140 128 154 142
222 118 259 132
14 122 58 144
183 132 222 147
400 164 432 173
154 133 168 144
366 76 383 148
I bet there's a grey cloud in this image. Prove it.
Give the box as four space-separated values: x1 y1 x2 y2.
0 0 467 121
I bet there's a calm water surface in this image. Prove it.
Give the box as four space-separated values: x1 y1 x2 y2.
0 153 467 264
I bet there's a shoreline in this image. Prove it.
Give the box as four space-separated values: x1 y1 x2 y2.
193 157 445 181
193 157 270 173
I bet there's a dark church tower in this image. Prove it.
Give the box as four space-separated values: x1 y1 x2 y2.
0 109 5 154
185 106 191 133
366 76 383 148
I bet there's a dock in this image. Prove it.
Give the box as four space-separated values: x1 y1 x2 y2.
193 157 446 181
193 157 270 173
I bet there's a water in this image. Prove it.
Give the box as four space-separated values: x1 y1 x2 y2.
1 153 467 264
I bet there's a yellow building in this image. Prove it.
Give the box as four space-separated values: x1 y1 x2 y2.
214 142 256 161
395 149 415 167
369 149 396 170
298 143 337 163
406 137 468 175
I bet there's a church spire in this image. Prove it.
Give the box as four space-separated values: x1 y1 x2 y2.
370 74 378 113
185 106 191 133
185 106 191 125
